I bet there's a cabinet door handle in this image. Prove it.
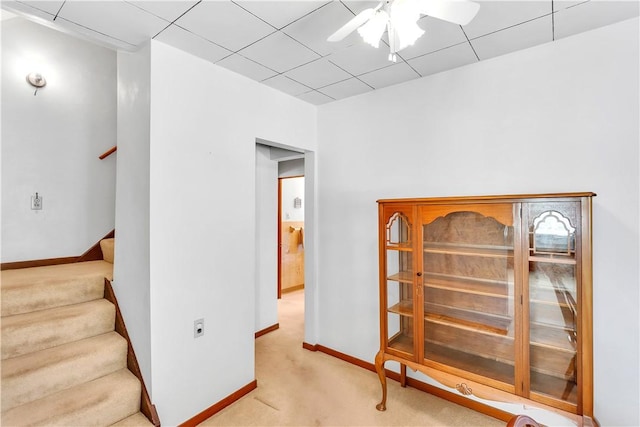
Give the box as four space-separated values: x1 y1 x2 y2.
416 272 422 277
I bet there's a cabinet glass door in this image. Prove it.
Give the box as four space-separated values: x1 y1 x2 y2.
527 203 580 407
385 212 414 356
422 206 516 389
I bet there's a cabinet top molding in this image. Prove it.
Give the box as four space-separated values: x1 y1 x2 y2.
377 192 597 204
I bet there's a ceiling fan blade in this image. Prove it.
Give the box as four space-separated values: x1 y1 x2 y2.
417 0 480 26
327 8 376 42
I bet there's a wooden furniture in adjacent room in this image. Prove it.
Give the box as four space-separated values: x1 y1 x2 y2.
375 193 595 424
280 221 304 293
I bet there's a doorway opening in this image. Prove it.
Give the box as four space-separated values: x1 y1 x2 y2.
255 141 315 347
278 175 305 299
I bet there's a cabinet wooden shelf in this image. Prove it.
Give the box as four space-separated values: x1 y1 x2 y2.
424 243 514 258
424 272 510 294
425 303 511 334
389 333 413 354
376 193 594 423
388 300 413 317
529 255 577 265
424 342 515 386
387 271 414 283
387 244 413 252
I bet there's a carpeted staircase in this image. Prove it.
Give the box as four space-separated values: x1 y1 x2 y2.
1 239 154 426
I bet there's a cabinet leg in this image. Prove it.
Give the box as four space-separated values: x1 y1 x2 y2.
375 351 387 411
400 364 407 388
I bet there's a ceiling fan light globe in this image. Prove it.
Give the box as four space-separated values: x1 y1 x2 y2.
357 9 388 48
389 0 425 50
396 22 424 50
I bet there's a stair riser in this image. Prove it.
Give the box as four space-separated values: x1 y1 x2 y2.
1 276 106 316
1 369 142 427
1 300 115 360
1 332 128 412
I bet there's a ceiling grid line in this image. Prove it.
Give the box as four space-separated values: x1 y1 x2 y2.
257 54 331 87
468 12 555 41
3 0 637 105
14 1 53 19
461 26 480 61
58 16 136 48
52 0 65 21
552 0 556 41
167 22 234 55
280 30 325 58
274 1 333 31
231 0 279 31
232 29 280 55
149 1 202 40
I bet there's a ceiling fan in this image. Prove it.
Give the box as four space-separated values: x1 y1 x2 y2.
327 0 480 62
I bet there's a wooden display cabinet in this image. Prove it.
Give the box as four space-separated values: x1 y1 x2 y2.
375 193 595 424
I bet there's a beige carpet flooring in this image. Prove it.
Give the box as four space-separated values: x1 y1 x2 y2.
200 290 504 427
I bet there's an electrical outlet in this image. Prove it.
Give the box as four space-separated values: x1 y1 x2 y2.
31 193 42 210
194 318 204 338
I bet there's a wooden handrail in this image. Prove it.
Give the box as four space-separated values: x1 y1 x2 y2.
507 415 541 427
99 146 117 160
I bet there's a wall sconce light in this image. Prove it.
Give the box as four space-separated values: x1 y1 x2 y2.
26 72 46 95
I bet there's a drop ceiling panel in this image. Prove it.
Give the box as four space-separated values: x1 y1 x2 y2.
398 16 469 60
284 57 352 89
297 90 334 105
239 31 320 73
318 77 372 100
54 17 136 49
553 0 589 13
3 0 637 105
471 14 552 61
215 53 278 82
154 25 232 64
14 0 63 15
262 74 311 96
328 41 392 76
2 1 55 22
238 1 329 30
553 0 640 40
462 1 552 39
408 42 478 77
341 1 381 15
358 61 421 90
282 1 362 56
174 1 275 52
127 1 199 22
56 1 170 46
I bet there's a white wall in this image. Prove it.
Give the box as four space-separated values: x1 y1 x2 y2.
1 18 116 262
113 44 152 391
255 144 278 332
148 40 316 425
317 18 639 426
281 177 305 222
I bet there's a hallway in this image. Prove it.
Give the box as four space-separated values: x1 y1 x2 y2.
200 290 503 426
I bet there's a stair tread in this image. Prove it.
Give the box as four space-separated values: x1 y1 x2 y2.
1 299 115 360
110 412 154 427
1 260 113 316
1 260 113 286
1 369 142 427
1 331 127 411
